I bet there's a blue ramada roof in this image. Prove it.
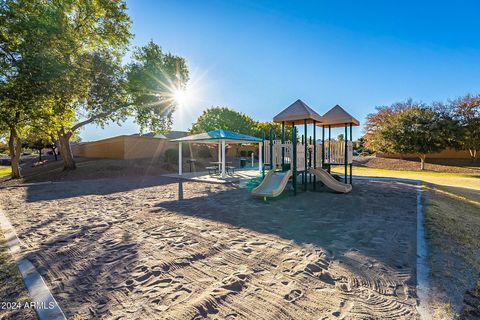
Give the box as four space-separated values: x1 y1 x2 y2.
170 129 262 143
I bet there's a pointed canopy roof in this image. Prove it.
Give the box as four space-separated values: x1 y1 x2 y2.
317 105 360 128
273 99 324 125
170 129 262 144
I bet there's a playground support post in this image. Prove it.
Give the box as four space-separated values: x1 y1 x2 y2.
321 125 325 169
328 125 331 173
344 123 348 183
304 119 307 191
350 123 353 184
292 123 297 195
307 136 312 183
301 134 304 184
269 128 273 171
281 121 285 170
313 120 317 190
258 142 263 174
261 131 265 178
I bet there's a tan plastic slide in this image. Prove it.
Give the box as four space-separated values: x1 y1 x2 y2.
252 170 292 198
309 168 352 193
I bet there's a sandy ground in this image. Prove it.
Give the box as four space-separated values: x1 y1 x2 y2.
0 177 419 319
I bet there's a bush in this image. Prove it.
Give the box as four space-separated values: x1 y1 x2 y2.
196 146 212 158
164 149 178 163
165 146 191 164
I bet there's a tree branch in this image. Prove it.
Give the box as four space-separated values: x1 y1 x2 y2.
70 110 113 132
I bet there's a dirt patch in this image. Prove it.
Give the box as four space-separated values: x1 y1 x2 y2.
0 156 206 185
0 177 419 319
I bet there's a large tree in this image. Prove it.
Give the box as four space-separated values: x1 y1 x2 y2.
0 0 62 178
127 41 189 134
190 108 294 140
0 0 133 175
56 50 130 170
189 107 255 135
365 101 454 170
450 94 480 160
45 0 132 170
253 121 292 140
364 100 415 152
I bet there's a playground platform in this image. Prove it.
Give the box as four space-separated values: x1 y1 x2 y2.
162 169 260 184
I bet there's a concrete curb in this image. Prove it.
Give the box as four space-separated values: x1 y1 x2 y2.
0 208 66 320
353 176 431 319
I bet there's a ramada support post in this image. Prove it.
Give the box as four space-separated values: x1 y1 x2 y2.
350 123 353 184
292 123 297 195
344 123 348 183
313 120 317 190
178 142 183 175
281 121 285 171
304 119 307 191
221 139 226 178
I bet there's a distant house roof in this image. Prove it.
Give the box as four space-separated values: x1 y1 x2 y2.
170 130 262 144
273 99 323 125
165 131 188 139
130 130 188 139
318 105 360 128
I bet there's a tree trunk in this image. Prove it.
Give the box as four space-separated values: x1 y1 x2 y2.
58 130 76 170
469 149 477 162
419 154 426 170
8 128 22 179
52 146 58 161
38 148 42 161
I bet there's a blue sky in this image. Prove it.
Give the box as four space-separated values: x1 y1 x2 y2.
81 0 480 141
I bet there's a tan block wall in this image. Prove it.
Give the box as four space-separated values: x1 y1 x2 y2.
376 148 474 159
71 136 260 160
71 136 180 160
71 136 126 160
123 136 178 160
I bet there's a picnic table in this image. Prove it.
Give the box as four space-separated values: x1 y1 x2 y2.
209 161 232 167
208 161 234 175
210 161 238 175
186 159 198 172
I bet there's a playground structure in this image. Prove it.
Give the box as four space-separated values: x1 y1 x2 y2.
252 100 359 198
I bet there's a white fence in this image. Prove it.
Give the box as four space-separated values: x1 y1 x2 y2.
263 139 352 170
323 140 353 165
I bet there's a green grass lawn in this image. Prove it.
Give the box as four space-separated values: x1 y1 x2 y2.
333 166 480 190
0 232 36 320
0 166 11 178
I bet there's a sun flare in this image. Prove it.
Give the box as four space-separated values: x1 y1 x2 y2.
172 88 189 106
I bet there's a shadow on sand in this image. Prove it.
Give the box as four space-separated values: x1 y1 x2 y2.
13 176 438 318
